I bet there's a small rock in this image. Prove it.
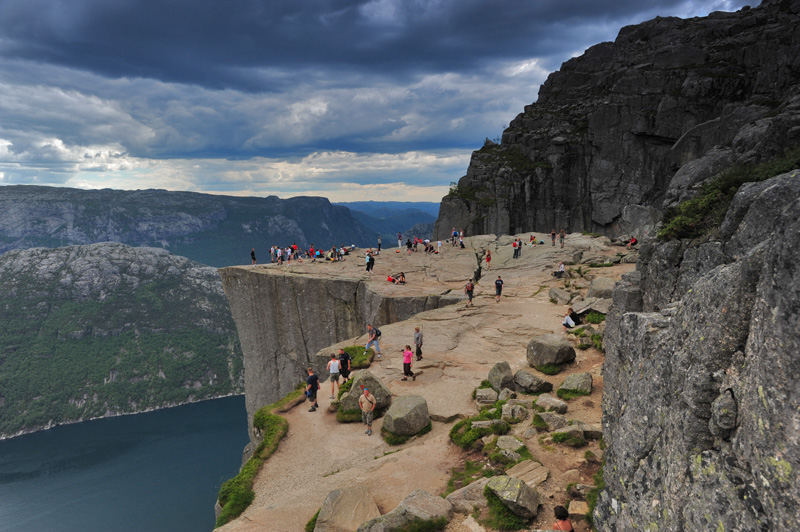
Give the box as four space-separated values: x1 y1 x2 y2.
496 435 524 450
514 369 554 394
446 477 490 514
506 460 549 489
357 490 452 532
535 394 568 414
549 287 571 304
502 403 529 423
568 500 590 521
559 469 581 484
527 334 576 367
498 388 517 401
382 395 430 436
485 476 541 518
476 388 499 405
581 423 603 440
538 411 569 431
559 373 593 395
587 277 616 299
499 449 521 462
315 486 380 532
488 361 514 392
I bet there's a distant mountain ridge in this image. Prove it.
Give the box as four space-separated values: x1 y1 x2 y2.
0 186 379 267
336 201 439 243
0 242 243 439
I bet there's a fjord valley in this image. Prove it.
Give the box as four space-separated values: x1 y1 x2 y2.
0 243 243 438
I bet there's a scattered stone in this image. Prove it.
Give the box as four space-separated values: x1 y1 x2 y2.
549 287 570 304
496 435 524 450
501 403 529 423
472 419 507 429
589 298 612 314
498 388 517 401
382 395 430 436
499 449 521 462
587 277 616 299
567 484 596 500
514 370 554 394
559 373 593 395
559 470 581 484
552 426 584 440
475 388 499 405
523 427 539 439
581 423 603 440
315 486 381 532
446 477 490 514
357 490 452 532
538 411 569 431
485 476 541 518
527 334 576 367
506 460 549 489
488 361 514 392
535 394 568 414
568 500 590 521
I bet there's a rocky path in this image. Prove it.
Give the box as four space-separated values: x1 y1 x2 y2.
218 233 634 532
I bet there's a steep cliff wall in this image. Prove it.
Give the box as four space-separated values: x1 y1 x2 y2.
436 0 800 239
219 267 460 449
595 169 800 530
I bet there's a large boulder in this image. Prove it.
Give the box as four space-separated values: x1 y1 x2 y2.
506 460 549 489
549 287 570 304
559 373 593 395
383 395 430 435
488 361 514 392
340 370 392 412
513 369 553 394
485 476 541 518
587 277 616 299
526 334 576 367
446 477 490 514
357 490 452 532
315 486 381 532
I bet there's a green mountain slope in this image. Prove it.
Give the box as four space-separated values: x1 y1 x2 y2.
0 243 243 438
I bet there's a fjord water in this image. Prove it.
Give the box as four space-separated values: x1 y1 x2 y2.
0 395 248 532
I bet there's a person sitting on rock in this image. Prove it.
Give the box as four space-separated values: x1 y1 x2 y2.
552 505 574 532
553 261 565 278
627 236 638 249
562 309 576 332
568 307 581 326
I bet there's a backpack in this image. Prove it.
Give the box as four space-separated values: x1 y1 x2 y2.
375 328 382 337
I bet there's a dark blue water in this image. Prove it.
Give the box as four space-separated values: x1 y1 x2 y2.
0 396 249 532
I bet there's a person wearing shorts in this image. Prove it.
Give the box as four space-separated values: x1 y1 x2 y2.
338 348 351 382
306 367 319 412
465 279 475 307
326 354 340 399
359 388 376 436
559 229 566 248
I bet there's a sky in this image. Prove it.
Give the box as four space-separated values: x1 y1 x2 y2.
0 0 752 202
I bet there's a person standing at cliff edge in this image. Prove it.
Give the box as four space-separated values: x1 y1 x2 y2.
366 324 382 358
397 232 402 249
306 367 320 412
250 248 256 267
377 236 382 254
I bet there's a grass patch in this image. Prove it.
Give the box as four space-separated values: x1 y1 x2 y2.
533 285 549 296
344 345 373 369
472 379 494 399
530 400 545 413
393 517 449 532
382 421 433 446
305 509 320 532
552 432 587 448
449 402 510 449
588 262 613 268
591 334 605 352
585 311 606 324
534 364 562 375
585 450 599 462
658 145 800 240
557 389 591 401
531 414 548 431
216 384 305 527
445 459 485 496
483 486 529 530
585 458 606 527
570 327 587 337
336 377 353 401
336 408 363 423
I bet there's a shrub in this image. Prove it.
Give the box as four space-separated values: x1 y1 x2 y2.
345 345 373 369
394 517 448 532
552 432 587 448
449 402 509 450
483 486 529 530
534 364 562 375
382 421 433 445
591 334 605 352
585 311 606 324
531 414 548 431
305 509 320 532
588 262 613 268
336 377 353 401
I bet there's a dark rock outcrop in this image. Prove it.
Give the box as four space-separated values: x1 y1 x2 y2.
595 170 800 530
435 0 800 240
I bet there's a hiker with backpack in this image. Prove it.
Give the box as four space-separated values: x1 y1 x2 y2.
366 324 382 358
306 367 320 412
464 279 475 307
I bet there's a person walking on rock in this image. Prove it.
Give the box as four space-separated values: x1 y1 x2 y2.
551 229 557 246
559 228 566 248
495 275 503 302
306 367 320 412
401 345 416 381
366 324 382 358
485 250 491 269
250 248 257 267
338 348 352 382
359 387 376 436
414 326 423 360
326 353 341 399
464 279 475 308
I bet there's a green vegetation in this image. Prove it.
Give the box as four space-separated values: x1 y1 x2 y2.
392 517 449 532
382 421 433 445
450 401 510 449
336 378 353 401
557 388 591 401
531 414 548 431
588 262 613 268
305 509 320 532
585 311 606 324
344 345 373 369
591 334 605 353
216 384 305 527
445 460 486 496
552 432 587 448
472 380 494 399
534 364 562 375
336 408 363 423
484 486 528 530
659 145 800 240
585 458 606 528
0 268 243 437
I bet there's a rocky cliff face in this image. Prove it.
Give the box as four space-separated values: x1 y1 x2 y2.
595 169 800 530
435 0 800 240
218 267 460 450
0 186 378 267
0 243 243 438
